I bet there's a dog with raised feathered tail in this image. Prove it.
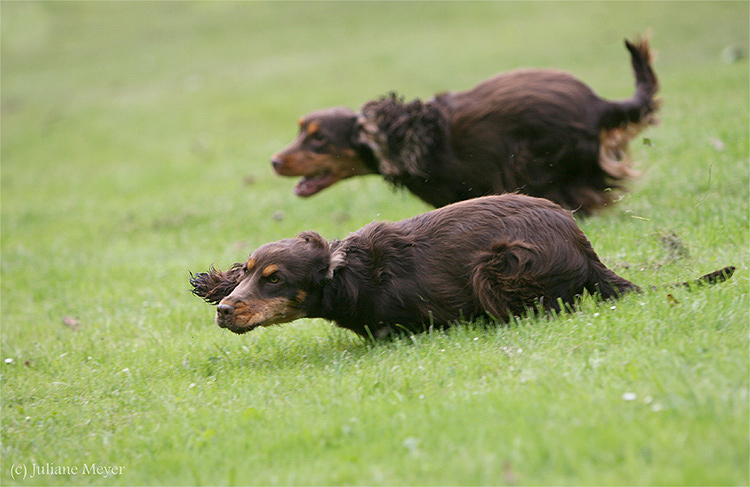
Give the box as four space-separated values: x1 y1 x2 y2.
272 37 660 216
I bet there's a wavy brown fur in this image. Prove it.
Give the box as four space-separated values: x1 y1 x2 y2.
190 264 245 305
190 195 733 339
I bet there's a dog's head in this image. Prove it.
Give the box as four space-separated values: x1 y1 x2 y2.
272 97 447 197
190 232 334 334
271 107 375 197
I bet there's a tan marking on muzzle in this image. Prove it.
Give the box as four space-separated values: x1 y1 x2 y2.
217 296 306 331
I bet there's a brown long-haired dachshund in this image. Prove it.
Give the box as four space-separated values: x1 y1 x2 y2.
271 37 659 216
190 195 733 339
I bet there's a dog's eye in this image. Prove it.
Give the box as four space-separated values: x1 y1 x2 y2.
309 132 326 144
266 274 282 284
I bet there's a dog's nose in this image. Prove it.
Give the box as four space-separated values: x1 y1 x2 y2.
217 303 235 318
271 156 284 171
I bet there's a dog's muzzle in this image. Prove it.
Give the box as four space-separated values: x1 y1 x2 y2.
215 303 257 334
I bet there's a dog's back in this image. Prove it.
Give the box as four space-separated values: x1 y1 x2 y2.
444 69 601 130
342 195 637 329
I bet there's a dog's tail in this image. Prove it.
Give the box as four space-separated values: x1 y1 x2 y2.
583 265 735 306
599 36 660 130
596 35 660 182
668 266 736 289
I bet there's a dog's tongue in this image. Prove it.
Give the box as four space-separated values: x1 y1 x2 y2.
294 174 335 197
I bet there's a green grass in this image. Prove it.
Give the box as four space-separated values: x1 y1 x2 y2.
2 1 748 485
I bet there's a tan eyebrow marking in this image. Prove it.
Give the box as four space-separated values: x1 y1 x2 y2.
298 117 305 128
262 264 279 277
306 121 320 136
245 258 256 271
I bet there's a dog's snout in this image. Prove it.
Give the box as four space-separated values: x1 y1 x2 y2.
217 303 235 318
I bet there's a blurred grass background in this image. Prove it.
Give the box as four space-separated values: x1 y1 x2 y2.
2 2 748 485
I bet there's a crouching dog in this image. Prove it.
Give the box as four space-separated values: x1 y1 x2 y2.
190 195 734 339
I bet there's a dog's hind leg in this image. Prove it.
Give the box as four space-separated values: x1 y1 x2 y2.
470 241 548 321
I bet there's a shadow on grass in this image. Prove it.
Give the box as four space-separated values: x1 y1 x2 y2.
187 310 561 377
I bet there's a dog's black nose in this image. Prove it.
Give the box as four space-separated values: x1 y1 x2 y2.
271 156 283 171
217 303 234 318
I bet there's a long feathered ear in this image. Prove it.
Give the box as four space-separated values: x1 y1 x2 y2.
356 111 395 176
356 93 446 180
189 263 245 305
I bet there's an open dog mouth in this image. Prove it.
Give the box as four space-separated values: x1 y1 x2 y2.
294 172 338 197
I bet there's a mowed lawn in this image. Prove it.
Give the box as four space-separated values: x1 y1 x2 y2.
2 2 748 485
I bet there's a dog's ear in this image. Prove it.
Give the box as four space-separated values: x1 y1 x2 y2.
298 231 346 281
333 109 359 149
297 231 340 283
347 117 360 148
355 111 402 178
327 247 346 280
356 93 444 179
297 231 329 251
190 263 245 304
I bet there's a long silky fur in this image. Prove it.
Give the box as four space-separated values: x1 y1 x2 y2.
190 263 245 304
358 93 448 182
